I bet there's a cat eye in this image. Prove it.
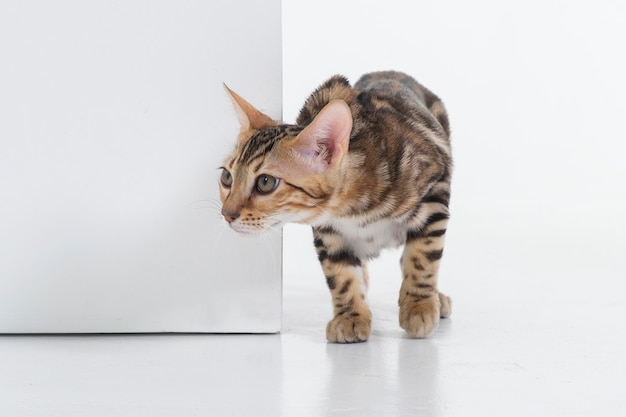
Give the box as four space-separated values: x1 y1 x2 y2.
220 169 233 188
256 174 279 194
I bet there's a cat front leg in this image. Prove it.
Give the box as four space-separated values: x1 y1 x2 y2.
313 228 372 343
399 215 452 338
324 263 372 343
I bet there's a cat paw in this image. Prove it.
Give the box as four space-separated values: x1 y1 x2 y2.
326 314 371 343
399 294 440 338
439 292 452 318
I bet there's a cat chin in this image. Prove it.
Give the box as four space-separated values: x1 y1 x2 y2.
228 225 262 236
228 221 282 236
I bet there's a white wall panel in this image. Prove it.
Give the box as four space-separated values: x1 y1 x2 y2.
0 0 282 333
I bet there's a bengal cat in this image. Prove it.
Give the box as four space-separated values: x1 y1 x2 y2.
219 71 452 343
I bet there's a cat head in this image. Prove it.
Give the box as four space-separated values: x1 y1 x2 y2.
219 85 353 234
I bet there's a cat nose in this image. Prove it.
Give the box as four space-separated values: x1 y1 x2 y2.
221 208 240 223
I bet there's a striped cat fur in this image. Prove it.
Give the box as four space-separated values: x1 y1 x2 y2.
220 71 452 342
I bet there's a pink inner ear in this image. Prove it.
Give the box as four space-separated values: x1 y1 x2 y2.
293 100 353 173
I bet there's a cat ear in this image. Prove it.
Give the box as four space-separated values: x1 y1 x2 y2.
223 84 275 131
291 100 352 173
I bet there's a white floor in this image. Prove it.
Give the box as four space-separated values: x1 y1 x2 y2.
2 205 625 417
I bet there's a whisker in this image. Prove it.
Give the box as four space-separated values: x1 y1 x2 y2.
195 207 223 218
260 230 281 275
209 217 229 253
189 196 224 218
189 197 223 208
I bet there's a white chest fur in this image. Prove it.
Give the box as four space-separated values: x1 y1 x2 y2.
329 218 407 260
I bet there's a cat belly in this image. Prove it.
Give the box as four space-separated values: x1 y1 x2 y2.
330 218 407 260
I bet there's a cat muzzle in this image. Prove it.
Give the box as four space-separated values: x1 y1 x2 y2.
221 208 240 223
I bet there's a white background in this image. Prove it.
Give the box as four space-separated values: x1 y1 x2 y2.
278 3 626 413
282 0 626 300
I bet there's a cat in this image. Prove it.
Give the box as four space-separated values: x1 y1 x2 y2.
219 71 452 343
